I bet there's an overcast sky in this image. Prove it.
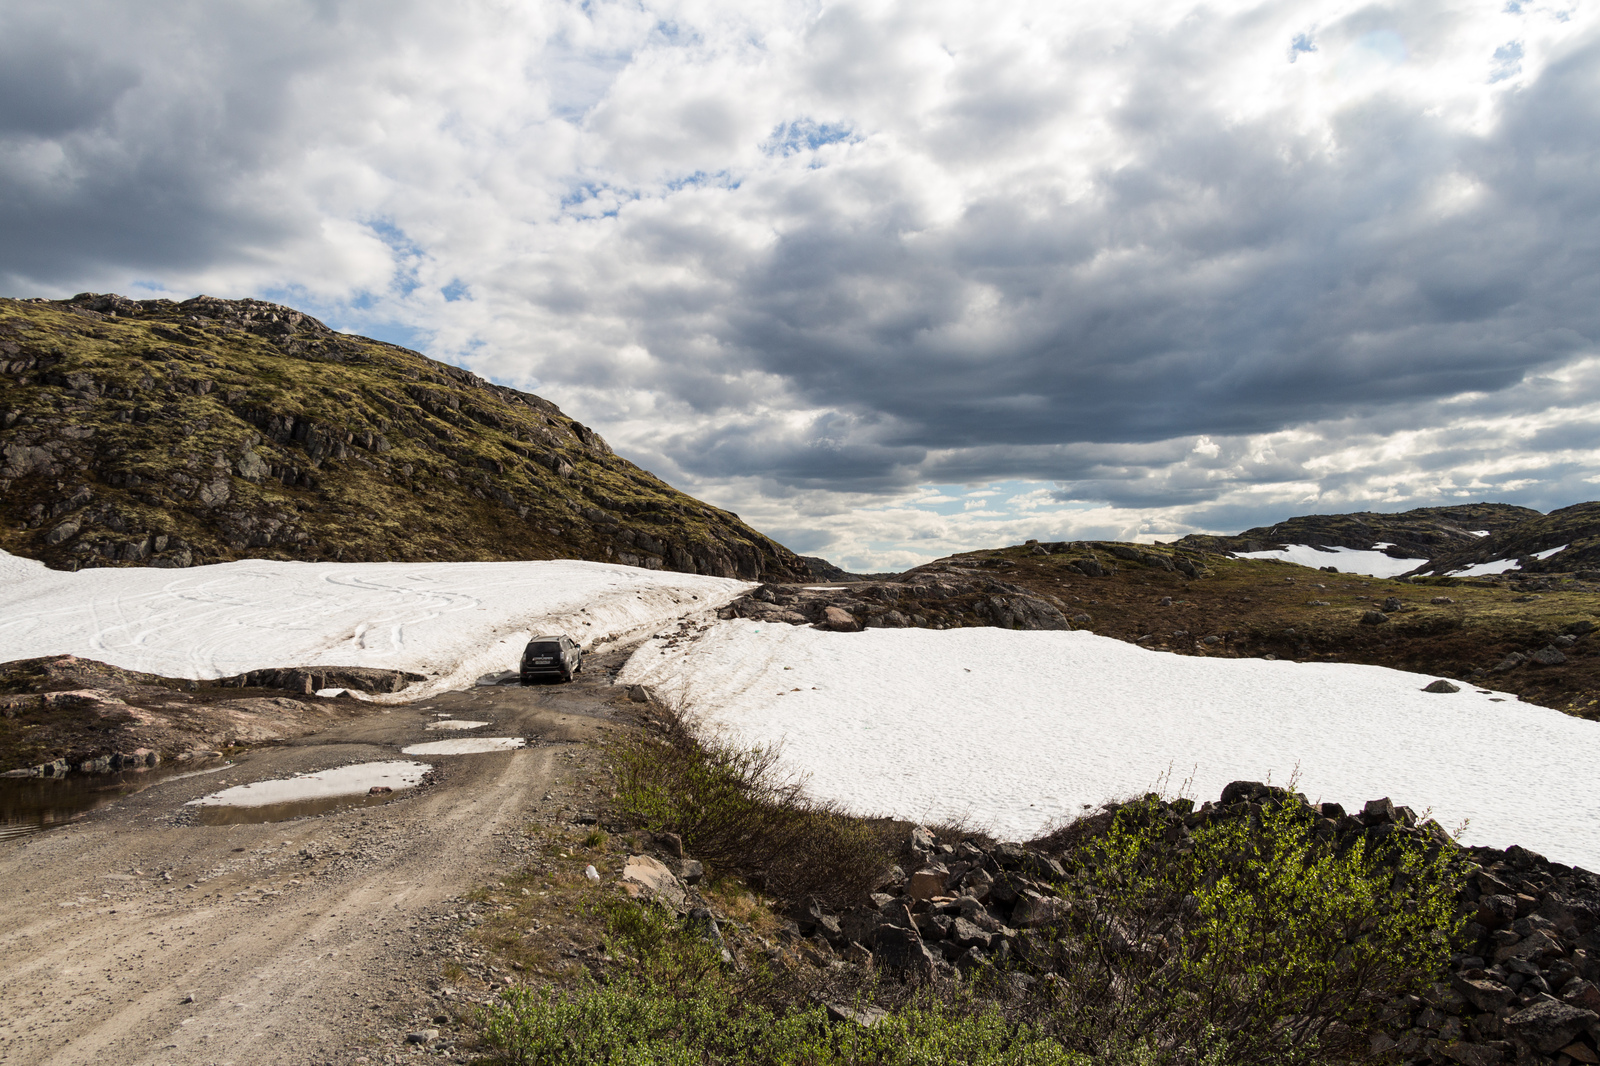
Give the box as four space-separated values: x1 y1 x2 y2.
3 0 1598 569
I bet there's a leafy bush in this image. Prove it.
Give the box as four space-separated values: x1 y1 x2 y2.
1038 794 1464 1065
609 712 892 906
480 897 1083 1066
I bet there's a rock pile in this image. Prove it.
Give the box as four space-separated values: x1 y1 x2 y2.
721 575 1071 632
773 785 1600 1066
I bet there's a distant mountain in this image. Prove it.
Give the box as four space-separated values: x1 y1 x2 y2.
1409 501 1600 577
1174 503 1541 562
0 293 804 581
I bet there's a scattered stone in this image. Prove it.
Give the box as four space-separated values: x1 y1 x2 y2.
404 1029 440 1045
1530 646 1568 666
1506 1000 1599 1054
1361 610 1389 625
1424 679 1461 694
621 854 686 909
824 1001 888 1027
820 606 861 633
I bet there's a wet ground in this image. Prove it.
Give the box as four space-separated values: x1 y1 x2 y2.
0 655 631 1066
0 763 228 843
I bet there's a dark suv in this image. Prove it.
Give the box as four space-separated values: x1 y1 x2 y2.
520 634 583 683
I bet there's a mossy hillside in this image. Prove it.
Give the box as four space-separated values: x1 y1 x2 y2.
0 293 804 580
917 542 1600 718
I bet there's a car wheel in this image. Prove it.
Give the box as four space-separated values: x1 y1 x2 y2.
561 666 573 683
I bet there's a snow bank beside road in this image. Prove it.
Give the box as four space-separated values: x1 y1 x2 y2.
0 551 749 699
620 621 1600 868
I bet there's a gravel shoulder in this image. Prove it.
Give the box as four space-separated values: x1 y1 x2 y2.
0 655 630 1066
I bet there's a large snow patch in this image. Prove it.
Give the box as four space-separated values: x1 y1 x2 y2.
0 551 749 699
619 621 1600 869
1234 544 1425 578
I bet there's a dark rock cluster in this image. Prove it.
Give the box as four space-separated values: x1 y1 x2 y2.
776 784 1600 1066
720 573 1071 632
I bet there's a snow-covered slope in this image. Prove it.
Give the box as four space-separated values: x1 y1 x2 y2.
0 551 749 698
619 621 1600 868
1234 543 1426 578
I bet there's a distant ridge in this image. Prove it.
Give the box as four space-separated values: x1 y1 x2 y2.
0 292 805 581
1174 503 1540 563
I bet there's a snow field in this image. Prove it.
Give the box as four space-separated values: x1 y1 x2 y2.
619 620 1600 869
0 550 751 700
1234 543 1426 578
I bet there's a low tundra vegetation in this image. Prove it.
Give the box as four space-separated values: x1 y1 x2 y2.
473 719 1465 1066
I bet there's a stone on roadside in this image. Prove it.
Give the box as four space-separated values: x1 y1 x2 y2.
621 854 686 909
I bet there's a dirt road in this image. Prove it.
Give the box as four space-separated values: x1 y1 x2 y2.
0 656 630 1066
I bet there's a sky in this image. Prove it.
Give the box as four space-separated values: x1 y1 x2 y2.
2 0 1598 571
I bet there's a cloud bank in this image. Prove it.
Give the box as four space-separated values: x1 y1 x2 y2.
2 0 1597 569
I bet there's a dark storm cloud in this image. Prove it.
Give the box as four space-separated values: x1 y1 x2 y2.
679 39 1600 489
0 3 336 292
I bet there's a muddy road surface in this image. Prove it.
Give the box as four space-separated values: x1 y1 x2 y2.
0 659 630 1066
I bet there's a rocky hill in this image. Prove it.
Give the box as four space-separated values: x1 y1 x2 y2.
1174 503 1540 560
1411 502 1600 578
0 293 805 580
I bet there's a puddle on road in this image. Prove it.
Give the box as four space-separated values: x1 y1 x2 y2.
193 789 410 825
400 737 526 755
187 761 433 825
423 720 489 731
1 761 226 843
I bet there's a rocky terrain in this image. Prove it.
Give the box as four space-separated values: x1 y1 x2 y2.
0 292 803 581
1414 503 1600 579
0 655 424 776
1174 503 1541 561
772 786 1600 1066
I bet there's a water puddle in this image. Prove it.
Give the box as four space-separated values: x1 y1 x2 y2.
187 760 432 827
423 719 488 731
400 737 526 755
1 761 226 843
192 789 410 826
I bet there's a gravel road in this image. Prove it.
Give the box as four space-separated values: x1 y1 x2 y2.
0 657 629 1066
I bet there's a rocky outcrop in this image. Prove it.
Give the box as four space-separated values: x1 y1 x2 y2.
1175 504 1541 562
0 293 805 582
720 572 1072 632
1410 502 1600 579
0 654 371 773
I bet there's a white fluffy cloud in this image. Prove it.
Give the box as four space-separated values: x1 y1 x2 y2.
2 0 1598 568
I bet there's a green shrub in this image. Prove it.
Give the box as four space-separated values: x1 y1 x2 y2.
1041 795 1464 1065
480 898 1084 1066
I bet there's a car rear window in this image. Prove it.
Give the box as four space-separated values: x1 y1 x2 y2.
526 642 561 656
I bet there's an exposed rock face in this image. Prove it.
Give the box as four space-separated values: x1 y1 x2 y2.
0 654 375 773
721 569 1072 632
0 293 804 581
